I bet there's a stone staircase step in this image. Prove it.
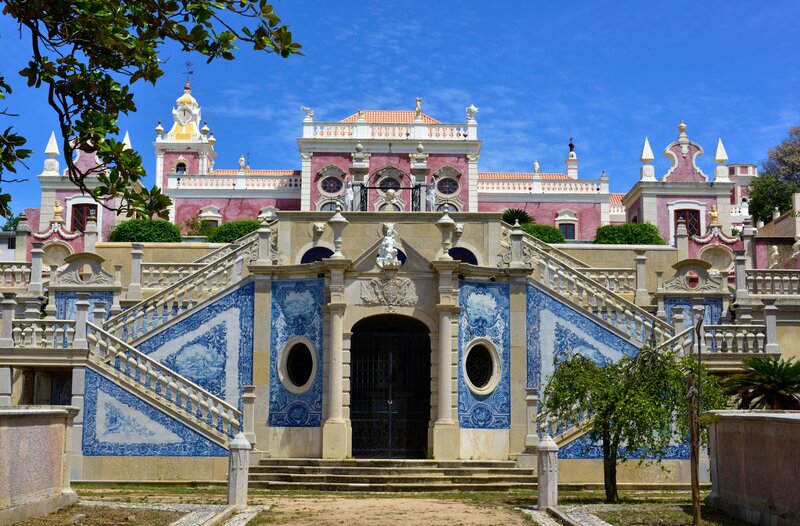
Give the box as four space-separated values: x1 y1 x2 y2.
248 481 538 492
249 473 535 484
249 466 534 476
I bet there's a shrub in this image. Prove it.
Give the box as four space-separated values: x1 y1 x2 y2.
182 214 217 237
501 208 532 225
207 219 262 243
109 219 182 243
593 223 666 245
521 222 565 243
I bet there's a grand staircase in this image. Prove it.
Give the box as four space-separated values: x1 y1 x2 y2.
249 459 536 492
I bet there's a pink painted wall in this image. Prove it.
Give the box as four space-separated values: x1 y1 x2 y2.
477 201 601 240
162 151 200 186
655 195 717 240
309 153 351 209
368 153 412 211
427 154 469 211
663 143 706 183
626 198 642 224
174 197 300 228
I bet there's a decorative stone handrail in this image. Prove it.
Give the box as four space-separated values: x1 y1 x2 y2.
703 324 769 354
609 204 626 215
0 262 32 288
521 237 672 346
580 268 636 293
107 238 257 342
536 405 593 447
87 322 241 444
478 178 604 194
167 173 301 191
141 262 206 289
303 121 475 141
11 319 76 349
655 325 695 356
503 222 590 269
745 269 800 295
193 229 262 266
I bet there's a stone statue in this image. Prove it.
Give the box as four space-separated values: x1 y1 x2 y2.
466 104 478 121
300 106 314 119
384 189 396 209
533 160 540 174
344 182 354 211
376 223 400 269
769 245 781 268
792 235 800 256
427 181 436 211
709 204 720 226
239 154 246 171
53 199 64 223
415 97 422 118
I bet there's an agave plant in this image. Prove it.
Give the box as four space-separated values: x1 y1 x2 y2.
723 356 800 410
501 208 532 226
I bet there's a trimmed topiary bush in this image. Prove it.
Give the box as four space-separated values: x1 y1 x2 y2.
501 208 532 226
521 222 565 244
206 219 262 243
593 223 666 245
109 219 182 243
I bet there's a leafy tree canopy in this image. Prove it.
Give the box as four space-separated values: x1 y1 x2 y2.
0 1 301 219
749 127 800 224
542 348 726 503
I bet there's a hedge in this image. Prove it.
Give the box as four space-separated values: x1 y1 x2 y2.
206 219 262 243
109 219 182 243
593 223 666 245
521 222 565 244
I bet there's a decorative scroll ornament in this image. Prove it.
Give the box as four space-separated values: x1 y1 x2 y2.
58 257 114 286
360 277 418 308
663 260 722 293
692 226 739 245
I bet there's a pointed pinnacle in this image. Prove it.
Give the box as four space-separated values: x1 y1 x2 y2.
45 131 60 157
640 137 654 163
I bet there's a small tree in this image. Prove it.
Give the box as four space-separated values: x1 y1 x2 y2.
542 347 726 503
748 173 800 225
723 356 800 410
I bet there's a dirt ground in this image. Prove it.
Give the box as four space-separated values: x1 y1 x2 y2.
248 496 533 526
14 504 185 526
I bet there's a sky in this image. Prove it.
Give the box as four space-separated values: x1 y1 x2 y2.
2 1 800 217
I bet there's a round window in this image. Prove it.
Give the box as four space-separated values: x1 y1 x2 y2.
464 342 499 395
436 177 459 196
280 341 316 393
379 177 401 192
320 176 344 195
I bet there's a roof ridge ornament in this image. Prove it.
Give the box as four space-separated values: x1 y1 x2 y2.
714 138 730 182
640 137 656 181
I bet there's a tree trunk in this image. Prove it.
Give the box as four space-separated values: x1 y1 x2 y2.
602 425 619 503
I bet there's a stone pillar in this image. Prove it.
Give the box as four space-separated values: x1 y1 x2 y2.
73 293 90 349
62 407 79 499
655 272 666 320
322 302 348 458
537 433 559 509
257 225 273 264
28 242 44 295
634 249 649 306
83 217 98 253
525 388 540 450
0 366 11 404
14 213 30 262
733 250 748 298
45 265 58 319
762 299 780 354
510 221 524 268
436 213 455 260
432 260 460 459
242 385 257 448
675 219 689 260
128 243 143 300
0 292 16 348
227 433 251 507
742 217 756 270
327 210 348 259
672 305 685 332
91 301 107 326
111 265 123 316
69 367 85 480
436 305 455 424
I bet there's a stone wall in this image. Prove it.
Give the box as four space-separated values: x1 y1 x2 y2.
707 411 800 525
0 407 78 525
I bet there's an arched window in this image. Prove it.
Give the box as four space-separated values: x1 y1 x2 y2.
449 247 478 265
175 162 187 174
301 246 334 264
320 201 339 211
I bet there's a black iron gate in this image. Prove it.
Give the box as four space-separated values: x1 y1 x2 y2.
356 184 424 212
350 329 431 458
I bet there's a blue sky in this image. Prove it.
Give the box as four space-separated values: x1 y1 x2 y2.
2 1 799 216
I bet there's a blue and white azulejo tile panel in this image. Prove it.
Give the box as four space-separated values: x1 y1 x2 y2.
55 291 113 320
559 434 690 460
457 281 511 429
664 298 722 330
269 279 324 427
526 284 639 391
136 282 254 409
82 369 227 457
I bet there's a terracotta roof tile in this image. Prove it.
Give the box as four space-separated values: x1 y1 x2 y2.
212 169 301 176
340 110 441 124
478 172 570 180
610 193 625 205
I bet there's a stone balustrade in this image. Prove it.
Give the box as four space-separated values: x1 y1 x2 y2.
478 178 604 193
580 268 636 293
194 230 261 265
141 262 206 289
303 121 475 141
166 173 301 191
87 322 242 442
11 319 77 349
703 324 768 354
108 238 257 341
0 262 31 288
745 269 800 295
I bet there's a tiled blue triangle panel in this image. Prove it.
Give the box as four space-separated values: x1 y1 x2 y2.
526 284 639 391
458 281 511 429
136 282 254 411
82 369 227 457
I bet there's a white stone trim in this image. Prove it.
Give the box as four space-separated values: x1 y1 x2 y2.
65 195 102 233
463 338 501 397
278 336 318 395
667 200 707 245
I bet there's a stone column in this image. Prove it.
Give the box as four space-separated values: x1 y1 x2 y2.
0 366 12 404
655 271 666 320
0 292 16 348
128 243 143 300
672 305 686 332
691 303 707 354
14 213 30 262
69 367 85 480
435 306 456 425
510 221 524 268
62 407 79 500
733 250 748 298
111 265 123 316
242 385 257 448
537 433 559 509
322 302 348 458
634 249 649 306
257 225 273 264
675 219 689 260
28 242 44 295
742 217 756 269
91 301 107 326
83 217 98 253
762 299 780 354
227 433 251 507
73 293 91 349
432 260 460 459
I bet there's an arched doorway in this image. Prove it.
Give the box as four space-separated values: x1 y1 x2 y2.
350 315 431 458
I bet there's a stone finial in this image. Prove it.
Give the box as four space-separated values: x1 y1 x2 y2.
639 137 656 181
155 120 164 136
533 160 540 174
640 137 654 163
416 142 425 154
714 138 728 164
678 121 688 136
466 104 478 121
122 131 132 150
355 142 364 153
45 131 60 158
201 121 210 136
714 138 731 182
239 154 246 171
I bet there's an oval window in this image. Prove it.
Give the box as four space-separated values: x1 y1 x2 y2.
466 344 495 392
436 177 459 196
320 176 344 194
286 343 314 388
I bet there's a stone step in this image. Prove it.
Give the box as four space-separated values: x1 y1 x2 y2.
250 466 535 476
248 481 539 492
249 473 536 484
257 458 517 469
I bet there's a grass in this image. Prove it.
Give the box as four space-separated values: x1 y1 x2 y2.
595 504 749 526
14 504 184 526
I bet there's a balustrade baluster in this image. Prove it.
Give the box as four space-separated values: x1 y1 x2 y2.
755 330 765 352
724 330 734 353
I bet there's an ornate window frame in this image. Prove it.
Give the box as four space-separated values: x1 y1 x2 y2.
373 166 406 195
463 337 501 396
65 195 102 233
317 165 347 198
667 200 706 244
278 336 318 395
171 155 188 175
555 209 579 240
